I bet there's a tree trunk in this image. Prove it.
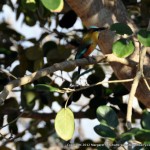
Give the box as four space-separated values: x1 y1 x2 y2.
66 0 150 107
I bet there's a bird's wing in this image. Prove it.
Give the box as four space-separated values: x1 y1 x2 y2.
75 41 92 59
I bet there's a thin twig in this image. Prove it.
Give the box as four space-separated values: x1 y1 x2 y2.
142 74 150 91
0 132 10 141
0 69 17 79
2 120 40 145
65 93 73 108
64 78 134 93
0 109 25 130
0 109 25 141
140 46 150 91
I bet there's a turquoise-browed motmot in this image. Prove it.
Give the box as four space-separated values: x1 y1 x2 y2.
75 26 106 74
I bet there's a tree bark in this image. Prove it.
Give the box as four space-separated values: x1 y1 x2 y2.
66 0 150 107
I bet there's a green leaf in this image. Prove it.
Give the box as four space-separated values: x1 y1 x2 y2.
94 124 116 138
137 29 150 47
35 84 62 93
55 108 75 141
117 128 139 144
110 23 133 35
96 106 119 128
41 0 64 12
119 128 150 143
113 84 129 97
135 129 150 142
21 86 36 109
141 110 150 130
112 38 134 58
26 91 36 105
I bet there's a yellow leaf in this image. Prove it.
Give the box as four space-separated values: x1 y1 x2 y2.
55 108 75 141
50 0 64 12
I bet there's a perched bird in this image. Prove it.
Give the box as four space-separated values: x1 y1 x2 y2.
75 26 106 75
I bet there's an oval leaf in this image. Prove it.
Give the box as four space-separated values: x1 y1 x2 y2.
25 45 43 61
141 110 150 130
55 108 75 141
59 10 77 28
41 0 64 12
117 128 139 144
51 0 64 12
96 106 119 128
112 38 134 58
110 23 133 35
137 29 150 47
94 124 116 138
135 129 150 142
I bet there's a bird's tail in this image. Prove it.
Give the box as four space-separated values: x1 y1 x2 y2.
78 66 81 75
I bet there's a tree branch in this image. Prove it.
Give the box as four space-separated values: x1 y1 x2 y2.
126 47 147 129
0 54 136 105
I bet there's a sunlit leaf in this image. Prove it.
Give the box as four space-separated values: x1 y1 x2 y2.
110 23 133 35
21 86 36 109
26 91 36 105
112 38 134 58
25 16 36 26
137 29 150 47
41 0 64 12
55 108 75 141
96 106 119 128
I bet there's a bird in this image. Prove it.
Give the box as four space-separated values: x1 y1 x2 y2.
75 26 106 75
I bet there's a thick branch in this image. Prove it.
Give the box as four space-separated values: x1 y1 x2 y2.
126 47 147 129
0 54 137 105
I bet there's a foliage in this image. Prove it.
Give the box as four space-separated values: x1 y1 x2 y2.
94 107 150 149
0 0 150 149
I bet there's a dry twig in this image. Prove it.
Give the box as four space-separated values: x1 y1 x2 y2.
126 47 147 129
